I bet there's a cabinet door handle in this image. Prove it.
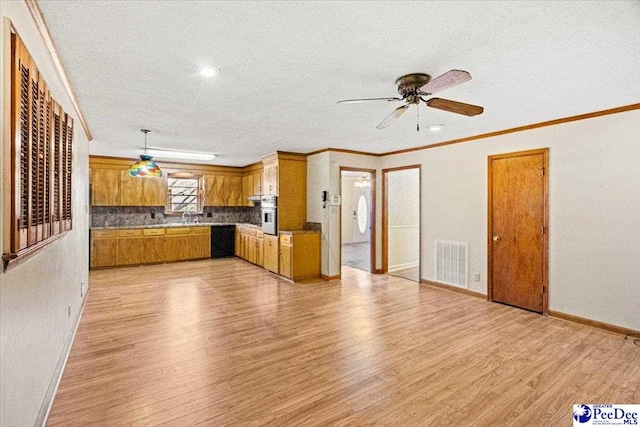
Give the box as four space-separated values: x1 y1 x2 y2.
492 235 501 242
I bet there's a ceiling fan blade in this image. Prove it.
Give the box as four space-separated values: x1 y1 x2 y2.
419 70 471 95
376 104 410 129
426 98 484 116
337 97 402 104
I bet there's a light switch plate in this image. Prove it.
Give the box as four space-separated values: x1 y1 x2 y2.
330 194 341 206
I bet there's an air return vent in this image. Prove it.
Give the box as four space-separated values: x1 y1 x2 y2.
435 241 468 288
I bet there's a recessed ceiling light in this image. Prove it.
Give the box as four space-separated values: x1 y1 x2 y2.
199 67 219 78
146 149 217 161
428 124 444 133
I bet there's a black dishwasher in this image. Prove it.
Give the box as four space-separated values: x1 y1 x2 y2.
211 225 235 258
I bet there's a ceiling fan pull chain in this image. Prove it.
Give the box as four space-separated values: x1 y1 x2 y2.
416 104 420 132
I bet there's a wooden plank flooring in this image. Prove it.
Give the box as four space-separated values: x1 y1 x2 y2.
47 259 640 426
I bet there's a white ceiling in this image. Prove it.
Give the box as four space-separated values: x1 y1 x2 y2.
38 1 640 167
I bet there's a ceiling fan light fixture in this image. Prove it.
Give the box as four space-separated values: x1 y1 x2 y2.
428 124 443 132
129 129 163 178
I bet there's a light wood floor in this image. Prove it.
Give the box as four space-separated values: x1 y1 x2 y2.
388 266 419 282
48 259 640 426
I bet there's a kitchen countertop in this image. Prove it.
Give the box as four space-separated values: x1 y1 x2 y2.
91 223 258 230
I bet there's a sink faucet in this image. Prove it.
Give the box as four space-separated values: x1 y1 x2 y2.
182 211 192 224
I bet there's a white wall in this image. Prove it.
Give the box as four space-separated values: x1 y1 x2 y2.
0 3 90 426
380 110 640 331
387 168 419 271
307 151 379 277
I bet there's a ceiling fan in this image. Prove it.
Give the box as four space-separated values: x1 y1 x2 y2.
337 70 483 130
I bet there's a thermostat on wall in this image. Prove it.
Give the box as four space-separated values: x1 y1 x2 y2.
330 194 341 206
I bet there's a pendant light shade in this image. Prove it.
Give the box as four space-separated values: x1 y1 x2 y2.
129 129 163 178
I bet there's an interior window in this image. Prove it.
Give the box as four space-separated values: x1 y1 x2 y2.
166 173 203 213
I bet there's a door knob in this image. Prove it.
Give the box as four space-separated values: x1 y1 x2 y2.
493 235 501 242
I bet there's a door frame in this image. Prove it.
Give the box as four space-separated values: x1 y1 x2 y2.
487 148 549 315
382 165 422 277
339 167 377 273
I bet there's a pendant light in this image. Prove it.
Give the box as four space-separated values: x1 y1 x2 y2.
129 129 163 178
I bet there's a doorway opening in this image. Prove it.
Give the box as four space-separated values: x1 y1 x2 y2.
340 168 375 273
383 166 421 282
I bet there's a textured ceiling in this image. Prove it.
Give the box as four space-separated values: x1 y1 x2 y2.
38 1 640 166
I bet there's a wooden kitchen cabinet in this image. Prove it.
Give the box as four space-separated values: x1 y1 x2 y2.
256 231 264 267
204 174 243 206
261 152 307 231
91 167 164 206
252 171 263 196
262 161 278 196
166 227 211 261
90 226 210 269
278 233 320 281
247 234 257 264
117 238 144 265
90 230 118 268
143 229 166 264
91 169 121 206
279 237 292 279
263 235 279 273
242 174 253 207
120 171 166 206
235 227 242 257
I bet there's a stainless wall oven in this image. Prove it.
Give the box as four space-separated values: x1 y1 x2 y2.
261 195 277 235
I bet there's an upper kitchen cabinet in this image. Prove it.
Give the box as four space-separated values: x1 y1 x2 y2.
90 156 250 208
203 174 243 206
241 162 264 206
261 152 307 231
90 157 165 207
91 169 122 206
120 170 166 206
262 160 278 196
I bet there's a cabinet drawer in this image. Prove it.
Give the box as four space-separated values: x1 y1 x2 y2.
118 229 143 237
190 227 211 234
143 228 165 236
256 230 264 238
92 229 117 238
243 227 257 236
280 234 292 245
165 227 192 235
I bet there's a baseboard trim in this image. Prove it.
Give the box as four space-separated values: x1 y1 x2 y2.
548 310 640 337
36 292 88 427
321 274 340 281
421 279 486 299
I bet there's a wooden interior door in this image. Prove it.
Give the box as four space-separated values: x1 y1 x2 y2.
489 149 548 314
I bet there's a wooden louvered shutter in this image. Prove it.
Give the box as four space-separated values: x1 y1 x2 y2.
6 32 75 262
52 105 62 234
62 114 73 230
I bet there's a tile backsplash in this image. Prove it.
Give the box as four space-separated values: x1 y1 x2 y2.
91 206 261 227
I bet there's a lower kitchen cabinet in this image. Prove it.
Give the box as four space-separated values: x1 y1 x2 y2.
117 237 145 265
256 231 264 267
166 227 211 261
188 233 211 259
90 226 210 269
279 239 292 278
263 235 279 273
279 233 320 281
91 230 118 268
143 236 166 264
